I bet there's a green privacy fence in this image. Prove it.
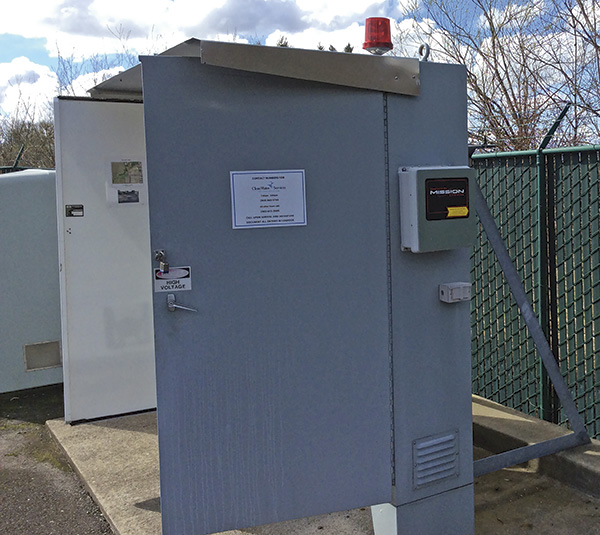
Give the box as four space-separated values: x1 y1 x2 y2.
471 146 600 439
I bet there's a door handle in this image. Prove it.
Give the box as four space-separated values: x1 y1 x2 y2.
167 293 197 313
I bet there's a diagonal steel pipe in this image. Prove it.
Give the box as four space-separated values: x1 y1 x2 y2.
472 181 590 476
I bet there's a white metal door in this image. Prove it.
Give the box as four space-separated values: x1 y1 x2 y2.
54 98 156 422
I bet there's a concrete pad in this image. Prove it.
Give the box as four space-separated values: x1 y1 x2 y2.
47 412 161 535
473 394 600 497
46 411 374 535
47 400 600 535
473 394 569 450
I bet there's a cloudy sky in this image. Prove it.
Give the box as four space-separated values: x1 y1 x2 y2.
1 0 412 118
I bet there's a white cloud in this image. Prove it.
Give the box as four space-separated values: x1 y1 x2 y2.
0 56 129 118
297 0 372 24
4 2 57 39
1 0 413 117
265 22 365 51
0 57 57 118
68 66 125 95
5 0 409 59
4 1 203 60
89 0 174 29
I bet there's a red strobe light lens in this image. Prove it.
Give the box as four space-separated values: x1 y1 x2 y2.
363 17 393 55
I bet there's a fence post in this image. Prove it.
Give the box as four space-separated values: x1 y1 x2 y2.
536 147 553 421
536 104 570 423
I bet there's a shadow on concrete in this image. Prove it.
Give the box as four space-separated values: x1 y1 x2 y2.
70 409 158 435
135 497 160 513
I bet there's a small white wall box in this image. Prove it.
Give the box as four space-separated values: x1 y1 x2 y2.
439 282 472 303
400 166 476 253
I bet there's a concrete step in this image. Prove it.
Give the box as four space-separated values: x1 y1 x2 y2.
473 394 600 497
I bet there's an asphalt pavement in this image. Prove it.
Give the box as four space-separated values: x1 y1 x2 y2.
0 384 111 534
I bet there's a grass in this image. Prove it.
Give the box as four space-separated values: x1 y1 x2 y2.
0 384 70 471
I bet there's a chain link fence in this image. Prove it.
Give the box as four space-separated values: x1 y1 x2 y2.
472 146 600 438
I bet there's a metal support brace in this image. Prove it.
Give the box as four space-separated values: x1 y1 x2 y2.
472 182 590 477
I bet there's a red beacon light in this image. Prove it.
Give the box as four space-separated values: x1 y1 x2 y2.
363 17 393 55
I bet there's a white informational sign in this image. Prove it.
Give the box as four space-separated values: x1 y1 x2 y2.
230 169 307 229
154 267 192 292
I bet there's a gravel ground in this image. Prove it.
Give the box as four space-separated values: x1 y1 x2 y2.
474 447 600 534
0 384 112 535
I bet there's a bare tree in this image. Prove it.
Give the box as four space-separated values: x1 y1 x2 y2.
395 0 600 150
55 24 139 96
0 97 54 169
535 0 600 143
2 26 146 170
